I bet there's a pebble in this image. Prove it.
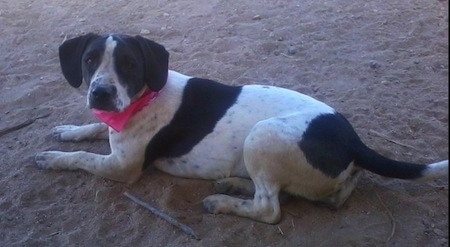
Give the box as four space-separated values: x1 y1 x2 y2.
433 228 445 236
140 29 150 35
369 60 381 69
287 46 297 55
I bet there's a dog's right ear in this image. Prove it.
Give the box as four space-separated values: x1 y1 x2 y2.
58 33 99 88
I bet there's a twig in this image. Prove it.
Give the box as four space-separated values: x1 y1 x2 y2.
369 130 417 150
0 113 51 137
277 225 284 236
287 211 300 218
375 191 396 242
123 192 200 240
46 231 60 238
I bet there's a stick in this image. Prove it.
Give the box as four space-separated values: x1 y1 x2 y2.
375 191 396 242
0 113 51 138
123 192 200 240
277 225 284 236
369 130 418 150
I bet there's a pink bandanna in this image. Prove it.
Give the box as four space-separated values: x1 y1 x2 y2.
92 90 159 132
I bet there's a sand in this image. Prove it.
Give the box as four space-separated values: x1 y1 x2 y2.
0 0 448 246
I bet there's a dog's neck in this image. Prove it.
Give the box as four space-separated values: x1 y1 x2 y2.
92 89 159 132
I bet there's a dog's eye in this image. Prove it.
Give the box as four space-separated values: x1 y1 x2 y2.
123 61 135 70
85 57 94 65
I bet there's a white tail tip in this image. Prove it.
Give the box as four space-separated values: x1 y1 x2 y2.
416 160 449 181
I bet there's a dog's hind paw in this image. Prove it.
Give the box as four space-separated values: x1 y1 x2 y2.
202 194 236 214
202 195 221 214
213 177 255 196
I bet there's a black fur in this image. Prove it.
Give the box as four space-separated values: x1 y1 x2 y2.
299 113 356 178
299 112 427 179
353 139 427 180
111 35 148 98
135 35 169 92
59 33 100 88
143 78 242 170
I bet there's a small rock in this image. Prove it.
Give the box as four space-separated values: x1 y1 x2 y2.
140 29 150 35
433 228 445 236
369 60 381 69
277 36 284 41
287 46 297 55
163 12 170 17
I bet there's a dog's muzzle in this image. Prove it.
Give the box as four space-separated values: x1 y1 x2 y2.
88 84 118 112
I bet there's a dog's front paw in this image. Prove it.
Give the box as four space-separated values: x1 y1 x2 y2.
35 151 57 169
52 125 81 141
35 151 76 170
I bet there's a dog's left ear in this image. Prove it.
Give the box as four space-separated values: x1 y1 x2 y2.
59 33 99 88
135 36 169 92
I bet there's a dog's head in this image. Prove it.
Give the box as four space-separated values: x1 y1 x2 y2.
58 34 169 112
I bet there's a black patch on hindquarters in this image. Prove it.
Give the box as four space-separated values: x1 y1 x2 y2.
298 112 359 178
143 78 242 170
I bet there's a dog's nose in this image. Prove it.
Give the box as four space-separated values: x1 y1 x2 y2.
91 86 116 100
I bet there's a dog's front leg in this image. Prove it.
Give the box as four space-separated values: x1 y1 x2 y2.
35 151 142 183
53 123 109 141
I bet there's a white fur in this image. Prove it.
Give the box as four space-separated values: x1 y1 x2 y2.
415 160 449 182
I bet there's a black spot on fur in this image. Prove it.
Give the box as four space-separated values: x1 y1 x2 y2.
143 78 242 170
298 113 357 178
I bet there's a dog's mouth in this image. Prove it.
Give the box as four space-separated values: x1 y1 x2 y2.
90 90 158 132
87 85 124 112
88 96 121 112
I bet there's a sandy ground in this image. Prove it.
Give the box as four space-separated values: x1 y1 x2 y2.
0 0 448 246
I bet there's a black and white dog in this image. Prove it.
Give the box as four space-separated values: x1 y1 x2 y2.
35 34 448 224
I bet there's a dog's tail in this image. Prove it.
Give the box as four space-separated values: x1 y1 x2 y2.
353 143 448 181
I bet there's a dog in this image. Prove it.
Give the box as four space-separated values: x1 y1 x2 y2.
35 34 448 224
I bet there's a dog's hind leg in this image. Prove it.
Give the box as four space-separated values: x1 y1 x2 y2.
319 169 362 209
213 177 292 203
203 118 298 224
203 179 282 224
213 177 255 196
53 123 109 141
